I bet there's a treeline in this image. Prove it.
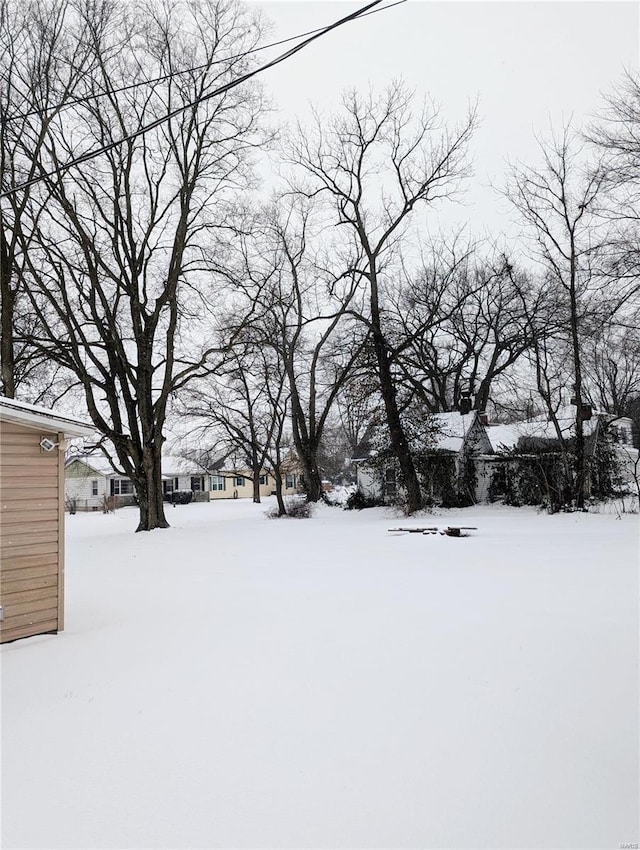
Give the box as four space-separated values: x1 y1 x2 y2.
1 0 639 528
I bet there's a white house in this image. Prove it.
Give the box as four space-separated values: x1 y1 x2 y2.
356 410 493 504
65 450 308 509
65 453 134 511
66 452 214 509
161 455 213 500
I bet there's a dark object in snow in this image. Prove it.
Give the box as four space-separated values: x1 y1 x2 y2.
442 526 477 537
388 526 478 537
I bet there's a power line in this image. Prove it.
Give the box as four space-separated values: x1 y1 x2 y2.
6 0 407 124
1 0 401 198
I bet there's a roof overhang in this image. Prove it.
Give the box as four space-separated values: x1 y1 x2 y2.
0 397 95 438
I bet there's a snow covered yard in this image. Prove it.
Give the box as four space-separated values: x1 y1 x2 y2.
1 500 638 849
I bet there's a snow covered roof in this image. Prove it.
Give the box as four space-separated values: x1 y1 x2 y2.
66 453 122 477
0 396 95 438
161 455 210 476
486 411 599 453
429 411 478 453
484 424 523 452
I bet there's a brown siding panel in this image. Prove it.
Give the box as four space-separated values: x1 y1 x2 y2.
0 422 62 642
0 573 58 595
0 507 59 522
1 518 59 534
4 593 59 618
0 484 59 499
1 607 59 636
0 619 59 643
0 554 59 574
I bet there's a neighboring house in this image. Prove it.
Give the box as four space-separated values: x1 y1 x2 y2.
0 396 94 643
486 411 598 455
65 454 135 511
66 449 307 508
66 453 216 508
485 409 638 497
486 409 635 453
356 411 493 504
209 467 269 500
209 460 304 500
161 455 214 501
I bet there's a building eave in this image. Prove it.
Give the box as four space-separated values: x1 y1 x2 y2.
0 397 94 437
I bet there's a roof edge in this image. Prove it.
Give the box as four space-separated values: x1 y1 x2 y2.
0 397 95 437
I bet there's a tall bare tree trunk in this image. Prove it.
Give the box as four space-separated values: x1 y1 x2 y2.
136 445 169 532
0 225 15 397
370 265 422 513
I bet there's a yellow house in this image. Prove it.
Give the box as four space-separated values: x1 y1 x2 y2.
208 465 304 500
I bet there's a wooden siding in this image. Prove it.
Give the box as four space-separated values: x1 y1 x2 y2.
0 421 63 643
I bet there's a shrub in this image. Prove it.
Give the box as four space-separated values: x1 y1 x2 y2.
498 449 575 510
343 489 383 510
169 490 193 505
415 453 476 508
265 495 313 518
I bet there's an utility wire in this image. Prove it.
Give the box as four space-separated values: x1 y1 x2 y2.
6 0 407 124
1 0 396 198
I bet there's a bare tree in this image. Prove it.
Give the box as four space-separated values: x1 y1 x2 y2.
587 70 640 318
0 0 93 397
582 324 640 420
215 198 367 502
11 0 268 530
186 343 288 504
286 83 476 512
384 242 531 415
505 127 610 505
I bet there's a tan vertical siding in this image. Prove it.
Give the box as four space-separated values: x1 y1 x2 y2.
57 431 65 631
0 422 61 643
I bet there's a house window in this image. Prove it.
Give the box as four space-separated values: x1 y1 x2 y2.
91 480 98 496
191 476 205 492
210 475 226 491
163 478 179 495
285 473 296 489
234 476 244 487
259 474 268 485
612 425 632 445
111 479 134 496
384 468 397 497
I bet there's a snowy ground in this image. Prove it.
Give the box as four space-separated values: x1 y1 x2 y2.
2 499 638 849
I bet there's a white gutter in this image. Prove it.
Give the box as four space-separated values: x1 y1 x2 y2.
0 396 95 438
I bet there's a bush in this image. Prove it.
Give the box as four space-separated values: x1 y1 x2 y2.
343 489 382 510
265 495 313 518
415 453 476 509
498 450 574 510
169 490 193 505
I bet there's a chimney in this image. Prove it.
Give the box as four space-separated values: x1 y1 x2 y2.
479 412 489 426
459 393 472 415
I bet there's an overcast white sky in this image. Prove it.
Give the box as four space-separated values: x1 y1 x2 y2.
250 1 639 237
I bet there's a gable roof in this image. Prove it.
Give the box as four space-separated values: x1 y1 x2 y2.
0 396 94 437
429 411 479 453
65 454 122 477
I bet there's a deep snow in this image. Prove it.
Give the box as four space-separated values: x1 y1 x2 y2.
1 499 638 849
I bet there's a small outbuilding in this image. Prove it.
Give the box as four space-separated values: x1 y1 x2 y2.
0 397 94 643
